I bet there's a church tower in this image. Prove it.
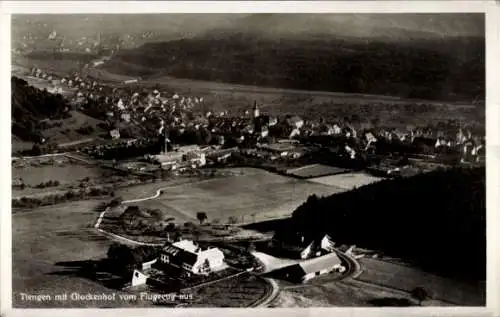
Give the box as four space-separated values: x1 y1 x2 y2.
253 101 260 118
158 120 168 154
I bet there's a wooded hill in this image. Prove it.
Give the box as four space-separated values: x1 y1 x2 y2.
285 167 486 281
111 34 484 102
11 76 71 142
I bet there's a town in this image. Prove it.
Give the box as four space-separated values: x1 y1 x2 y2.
10 13 486 309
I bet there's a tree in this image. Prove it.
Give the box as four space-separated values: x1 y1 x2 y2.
227 216 238 225
196 212 208 225
165 222 176 232
31 144 42 156
107 243 135 270
410 287 428 306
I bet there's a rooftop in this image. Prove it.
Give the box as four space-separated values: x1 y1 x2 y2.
299 252 342 274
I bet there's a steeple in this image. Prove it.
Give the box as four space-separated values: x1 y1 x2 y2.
252 101 260 118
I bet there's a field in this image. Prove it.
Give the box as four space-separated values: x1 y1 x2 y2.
269 256 485 307
115 167 346 225
12 201 156 308
39 111 106 145
355 258 486 306
184 273 271 307
11 109 107 154
308 172 384 190
12 157 110 197
286 164 350 179
13 56 85 78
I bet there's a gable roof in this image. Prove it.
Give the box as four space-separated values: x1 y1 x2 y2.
162 244 198 267
298 252 342 275
273 231 327 249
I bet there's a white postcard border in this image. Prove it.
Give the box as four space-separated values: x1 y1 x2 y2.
0 1 498 317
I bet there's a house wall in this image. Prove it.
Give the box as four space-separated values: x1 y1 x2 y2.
300 244 313 259
159 247 225 275
303 268 329 282
131 269 149 287
193 248 225 274
142 258 157 270
320 236 334 250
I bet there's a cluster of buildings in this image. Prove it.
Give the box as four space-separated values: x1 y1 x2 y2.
27 60 485 171
149 144 207 171
131 233 346 287
131 238 226 287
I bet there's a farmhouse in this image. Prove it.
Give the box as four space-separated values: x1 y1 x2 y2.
273 252 345 283
270 232 335 259
157 239 225 277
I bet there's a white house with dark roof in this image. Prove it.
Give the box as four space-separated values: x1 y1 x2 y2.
271 232 335 260
158 239 225 276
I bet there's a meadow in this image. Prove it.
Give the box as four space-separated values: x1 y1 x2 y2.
355 257 486 306
116 167 346 225
286 164 350 179
12 158 108 197
184 273 271 307
12 201 156 308
308 172 384 190
269 255 484 307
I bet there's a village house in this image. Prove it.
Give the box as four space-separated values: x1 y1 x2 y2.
286 116 304 130
110 129 120 140
270 232 336 260
157 239 226 277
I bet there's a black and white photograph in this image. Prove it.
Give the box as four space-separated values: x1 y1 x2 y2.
3 2 496 313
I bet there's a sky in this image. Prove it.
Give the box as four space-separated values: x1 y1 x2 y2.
12 13 484 41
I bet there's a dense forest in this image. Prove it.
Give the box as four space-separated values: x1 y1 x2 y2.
111 34 484 102
284 167 486 281
11 76 71 142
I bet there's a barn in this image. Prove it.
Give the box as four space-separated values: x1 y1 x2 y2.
266 252 345 283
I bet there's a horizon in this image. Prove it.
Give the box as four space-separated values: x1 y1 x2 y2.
11 13 485 41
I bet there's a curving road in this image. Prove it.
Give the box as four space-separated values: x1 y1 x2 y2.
92 183 362 307
251 247 362 306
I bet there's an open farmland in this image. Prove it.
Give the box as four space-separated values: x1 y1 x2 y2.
270 278 450 307
269 256 485 307
37 111 106 145
86 67 138 84
13 55 87 77
116 167 345 225
355 258 485 306
286 164 350 179
12 201 156 308
12 157 110 197
308 172 384 190
184 273 271 307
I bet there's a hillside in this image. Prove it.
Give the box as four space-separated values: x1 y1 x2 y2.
11 76 71 143
285 167 486 281
109 34 484 102
11 77 107 151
